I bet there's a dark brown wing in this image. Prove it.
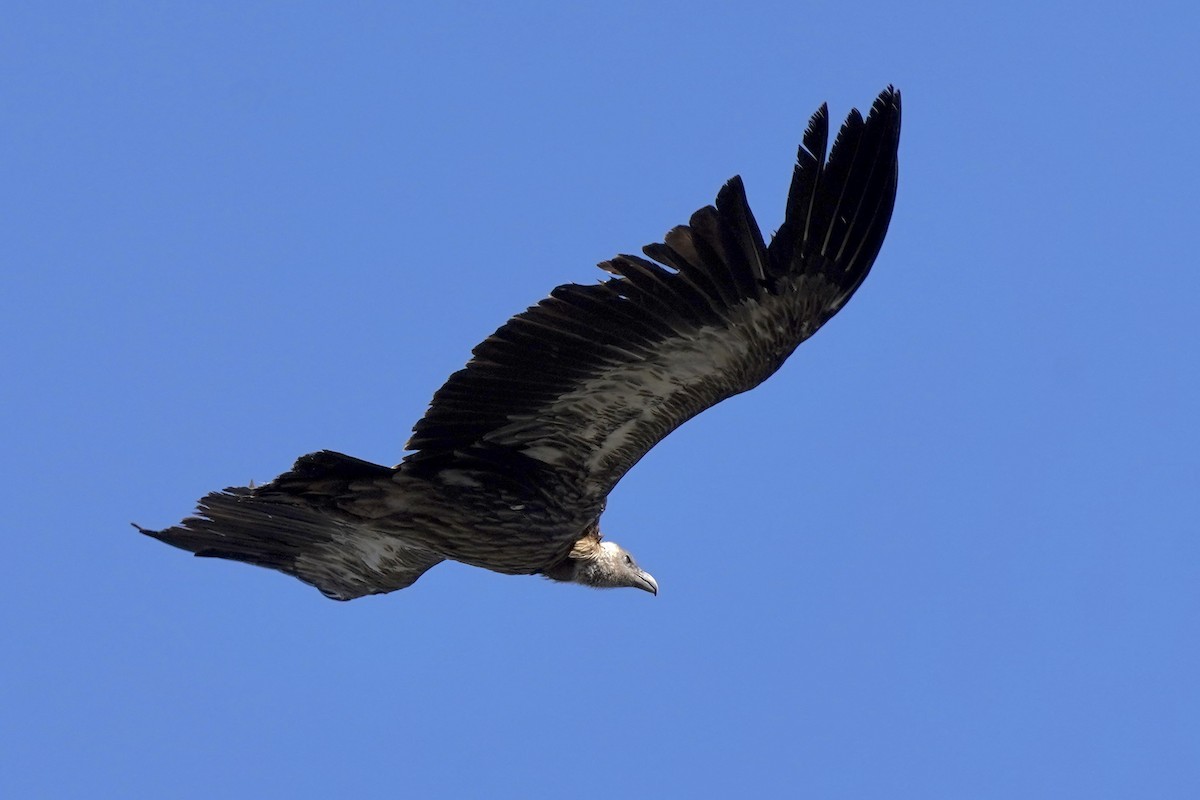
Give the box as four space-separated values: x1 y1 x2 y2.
402 88 901 506
137 451 444 600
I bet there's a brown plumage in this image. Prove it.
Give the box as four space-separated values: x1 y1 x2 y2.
137 88 902 600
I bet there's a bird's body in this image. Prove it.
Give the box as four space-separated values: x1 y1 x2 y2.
138 88 902 600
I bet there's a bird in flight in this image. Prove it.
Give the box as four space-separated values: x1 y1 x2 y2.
138 87 901 601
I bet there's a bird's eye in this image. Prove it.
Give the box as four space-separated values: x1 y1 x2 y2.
624 555 632 565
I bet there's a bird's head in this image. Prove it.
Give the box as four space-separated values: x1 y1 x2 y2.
567 540 658 595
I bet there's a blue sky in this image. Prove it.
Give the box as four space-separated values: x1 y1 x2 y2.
3 2 1198 797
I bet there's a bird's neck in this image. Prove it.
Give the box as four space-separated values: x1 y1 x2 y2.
542 529 605 585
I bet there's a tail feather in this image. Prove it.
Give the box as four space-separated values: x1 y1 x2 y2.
136 451 442 600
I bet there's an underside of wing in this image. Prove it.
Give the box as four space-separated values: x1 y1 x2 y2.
137 452 445 600
402 88 901 504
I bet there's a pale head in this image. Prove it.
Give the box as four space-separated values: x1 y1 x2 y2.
546 537 658 595
578 540 658 594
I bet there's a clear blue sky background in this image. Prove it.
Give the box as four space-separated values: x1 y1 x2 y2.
3 2 1197 797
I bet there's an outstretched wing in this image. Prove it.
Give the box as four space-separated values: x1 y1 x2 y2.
403 88 901 507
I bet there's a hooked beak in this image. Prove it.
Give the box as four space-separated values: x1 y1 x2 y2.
634 570 658 596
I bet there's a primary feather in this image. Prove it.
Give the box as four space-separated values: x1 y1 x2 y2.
138 87 902 600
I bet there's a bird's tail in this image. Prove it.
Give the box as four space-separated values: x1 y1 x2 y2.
136 451 440 600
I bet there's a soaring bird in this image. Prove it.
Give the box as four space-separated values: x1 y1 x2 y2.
137 88 901 601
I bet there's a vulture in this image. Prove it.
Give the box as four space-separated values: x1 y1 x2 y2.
137 87 902 600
